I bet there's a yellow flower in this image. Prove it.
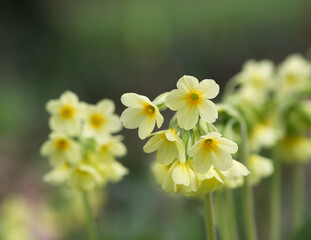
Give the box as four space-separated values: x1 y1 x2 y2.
143 129 185 165
68 163 103 191
151 161 170 185
165 75 219 130
46 91 84 135
97 135 127 162
121 93 164 139
277 54 311 93
43 163 72 185
40 132 81 166
95 160 128 183
249 121 282 151
188 132 238 173
224 177 244 189
235 60 274 91
278 135 311 163
249 154 274 185
162 161 199 194
83 99 122 141
196 166 224 194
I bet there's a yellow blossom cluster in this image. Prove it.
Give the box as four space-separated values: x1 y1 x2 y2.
224 54 311 186
41 91 128 191
121 76 249 196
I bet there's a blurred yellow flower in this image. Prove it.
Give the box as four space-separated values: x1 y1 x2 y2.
278 135 311 163
83 99 122 141
97 135 127 162
165 75 219 130
277 54 311 93
43 162 72 185
121 93 164 139
46 91 84 135
143 129 185 165
249 154 274 185
235 59 275 91
188 132 238 173
95 160 128 184
68 163 103 191
40 132 81 166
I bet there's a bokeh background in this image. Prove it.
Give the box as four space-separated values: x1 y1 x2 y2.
1 0 311 239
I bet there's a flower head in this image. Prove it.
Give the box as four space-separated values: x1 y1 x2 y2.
97 135 127 162
40 132 81 166
165 75 219 130
277 54 311 93
249 154 274 185
46 91 84 135
83 99 122 141
121 93 164 139
188 132 238 173
162 160 199 195
143 129 185 165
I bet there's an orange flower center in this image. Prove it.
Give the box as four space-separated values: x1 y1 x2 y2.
60 105 75 119
90 114 105 128
55 138 69 150
144 104 156 116
187 91 201 106
203 139 217 151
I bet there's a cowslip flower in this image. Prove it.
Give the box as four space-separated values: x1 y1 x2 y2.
235 60 274 91
40 132 81 166
143 129 185 165
165 75 219 130
188 132 238 173
277 54 311 93
95 160 129 183
121 93 164 139
43 163 72 185
249 154 274 185
46 91 84 135
162 160 199 195
68 163 103 191
97 136 127 162
83 99 122 141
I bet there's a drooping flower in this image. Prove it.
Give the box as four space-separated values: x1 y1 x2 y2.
143 129 185 165
277 54 311 94
165 75 219 130
162 160 199 195
68 163 103 191
97 135 127 162
46 91 84 135
40 132 81 166
95 160 129 183
188 132 238 173
120 93 164 139
248 154 274 185
82 99 122 141
278 135 311 163
43 163 72 185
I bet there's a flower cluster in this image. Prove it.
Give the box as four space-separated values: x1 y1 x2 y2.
41 91 128 191
121 76 249 196
223 54 311 186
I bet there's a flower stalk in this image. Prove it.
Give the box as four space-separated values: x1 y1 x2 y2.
239 119 257 240
82 191 98 240
205 192 217 240
293 163 304 229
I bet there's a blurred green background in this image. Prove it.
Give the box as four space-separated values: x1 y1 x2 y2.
1 0 311 239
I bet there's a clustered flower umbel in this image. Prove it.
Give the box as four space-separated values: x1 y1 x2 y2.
223 54 311 187
121 76 249 196
41 91 128 191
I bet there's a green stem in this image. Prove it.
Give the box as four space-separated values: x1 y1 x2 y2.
204 192 217 240
215 191 230 240
239 119 257 240
270 158 281 240
81 191 98 240
293 163 304 229
225 188 239 240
